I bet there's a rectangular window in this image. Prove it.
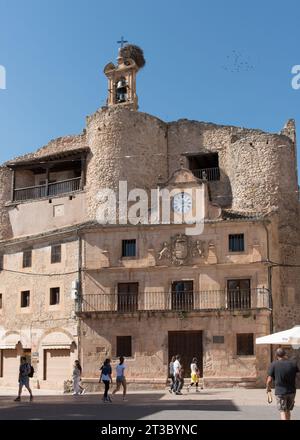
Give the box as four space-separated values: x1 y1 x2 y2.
237 333 254 356
122 239 136 257
50 287 60 305
229 234 244 252
0 254 3 272
116 336 132 357
21 291 30 308
0 293 2 309
23 250 32 268
51 244 61 264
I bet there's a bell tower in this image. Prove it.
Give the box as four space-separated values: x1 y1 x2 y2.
103 39 145 110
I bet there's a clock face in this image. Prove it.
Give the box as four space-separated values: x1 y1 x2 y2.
172 192 192 214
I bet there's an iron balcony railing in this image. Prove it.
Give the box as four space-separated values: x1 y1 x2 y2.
192 167 220 181
79 288 270 314
13 177 81 202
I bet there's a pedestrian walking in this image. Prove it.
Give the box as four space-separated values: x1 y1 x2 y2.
72 360 85 395
168 355 176 394
173 354 184 395
100 358 112 402
187 357 200 392
14 356 33 402
112 356 127 401
266 347 300 420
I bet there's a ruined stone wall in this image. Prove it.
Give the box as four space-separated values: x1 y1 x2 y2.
85 107 168 219
167 119 297 212
0 167 12 240
7 134 87 165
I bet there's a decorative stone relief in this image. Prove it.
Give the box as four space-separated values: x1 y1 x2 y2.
158 233 206 266
147 248 156 266
207 241 218 264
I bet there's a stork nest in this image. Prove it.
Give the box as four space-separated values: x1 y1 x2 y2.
120 44 146 69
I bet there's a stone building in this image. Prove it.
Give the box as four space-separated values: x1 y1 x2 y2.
0 45 299 390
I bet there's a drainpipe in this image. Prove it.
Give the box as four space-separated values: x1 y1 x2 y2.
76 230 83 366
263 221 273 362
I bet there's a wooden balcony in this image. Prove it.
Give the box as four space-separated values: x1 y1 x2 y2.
13 177 81 202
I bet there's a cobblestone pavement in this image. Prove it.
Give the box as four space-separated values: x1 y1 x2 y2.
0 387 300 420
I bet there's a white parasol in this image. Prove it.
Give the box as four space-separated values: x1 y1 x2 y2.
256 325 300 348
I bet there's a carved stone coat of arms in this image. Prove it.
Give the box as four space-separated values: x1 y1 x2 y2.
158 234 205 265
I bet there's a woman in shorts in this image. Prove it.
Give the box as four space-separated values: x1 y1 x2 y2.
112 356 127 401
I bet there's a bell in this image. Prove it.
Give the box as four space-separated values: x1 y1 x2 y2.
117 79 127 89
118 92 127 103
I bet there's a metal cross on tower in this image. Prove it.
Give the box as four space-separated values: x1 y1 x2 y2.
117 36 128 48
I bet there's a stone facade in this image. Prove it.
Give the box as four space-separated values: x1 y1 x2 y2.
0 233 79 388
0 48 299 390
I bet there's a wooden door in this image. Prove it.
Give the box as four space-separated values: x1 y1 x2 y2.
168 331 203 378
2 349 19 383
44 349 71 383
227 279 251 310
117 283 139 312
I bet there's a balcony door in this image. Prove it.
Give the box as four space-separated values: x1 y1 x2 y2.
227 279 251 310
117 283 139 312
171 281 194 311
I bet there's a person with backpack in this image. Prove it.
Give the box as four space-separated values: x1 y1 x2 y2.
99 358 112 402
14 356 33 402
112 356 127 401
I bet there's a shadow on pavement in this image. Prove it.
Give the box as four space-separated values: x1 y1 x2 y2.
0 394 239 420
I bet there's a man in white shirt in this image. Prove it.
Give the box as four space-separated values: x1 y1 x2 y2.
173 355 183 395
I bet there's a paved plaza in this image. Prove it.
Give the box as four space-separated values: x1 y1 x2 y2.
0 387 300 420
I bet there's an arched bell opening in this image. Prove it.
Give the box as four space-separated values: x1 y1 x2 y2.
115 76 128 103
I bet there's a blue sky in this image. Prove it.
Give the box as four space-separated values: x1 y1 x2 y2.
0 0 299 183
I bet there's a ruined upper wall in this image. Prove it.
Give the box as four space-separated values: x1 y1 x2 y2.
3 134 87 166
168 118 298 213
